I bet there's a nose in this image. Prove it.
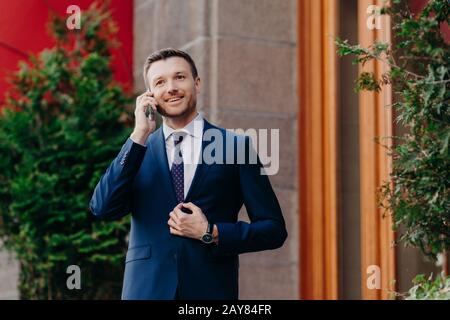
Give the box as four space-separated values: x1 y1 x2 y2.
167 81 179 95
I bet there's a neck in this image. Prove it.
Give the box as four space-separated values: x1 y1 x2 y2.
164 110 198 130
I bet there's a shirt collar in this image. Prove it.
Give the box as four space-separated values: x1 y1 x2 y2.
163 112 203 141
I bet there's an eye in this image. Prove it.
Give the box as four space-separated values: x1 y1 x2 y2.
155 80 164 86
176 75 185 80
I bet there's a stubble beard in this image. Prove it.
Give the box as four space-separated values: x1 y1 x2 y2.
157 95 197 120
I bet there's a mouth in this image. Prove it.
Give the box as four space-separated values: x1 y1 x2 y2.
166 96 184 104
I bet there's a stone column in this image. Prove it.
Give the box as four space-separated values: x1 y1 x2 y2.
134 0 298 299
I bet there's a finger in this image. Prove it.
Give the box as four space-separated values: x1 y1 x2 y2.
137 92 151 102
140 97 157 107
173 203 185 215
135 98 150 112
136 98 157 115
173 206 185 217
181 202 198 213
175 202 192 217
169 212 181 225
169 227 183 236
174 206 191 220
167 218 181 231
181 202 196 209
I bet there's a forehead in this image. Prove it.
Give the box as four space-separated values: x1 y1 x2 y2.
147 56 191 81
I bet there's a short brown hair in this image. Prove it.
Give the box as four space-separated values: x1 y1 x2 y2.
143 48 199 90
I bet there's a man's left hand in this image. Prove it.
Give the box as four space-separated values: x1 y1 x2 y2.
168 202 208 240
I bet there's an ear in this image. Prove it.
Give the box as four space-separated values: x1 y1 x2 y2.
194 76 201 94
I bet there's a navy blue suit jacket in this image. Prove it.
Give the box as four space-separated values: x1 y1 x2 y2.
89 119 287 299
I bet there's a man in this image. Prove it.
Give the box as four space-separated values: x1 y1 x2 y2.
90 48 287 300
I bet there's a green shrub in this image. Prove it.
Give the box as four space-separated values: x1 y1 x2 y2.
399 273 450 300
0 2 133 299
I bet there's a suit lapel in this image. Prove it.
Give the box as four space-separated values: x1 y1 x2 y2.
148 128 178 205
184 119 213 202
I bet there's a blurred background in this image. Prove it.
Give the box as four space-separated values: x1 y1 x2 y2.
0 0 448 300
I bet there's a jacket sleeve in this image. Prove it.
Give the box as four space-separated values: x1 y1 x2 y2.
89 138 147 221
212 136 287 256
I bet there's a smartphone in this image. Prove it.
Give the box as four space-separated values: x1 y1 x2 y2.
144 90 159 121
145 105 156 121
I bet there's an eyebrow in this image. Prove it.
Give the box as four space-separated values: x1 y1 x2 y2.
152 71 187 85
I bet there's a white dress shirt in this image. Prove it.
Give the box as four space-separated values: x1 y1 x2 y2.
162 113 204 199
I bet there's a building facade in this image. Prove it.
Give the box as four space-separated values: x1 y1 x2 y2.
0 0 446 299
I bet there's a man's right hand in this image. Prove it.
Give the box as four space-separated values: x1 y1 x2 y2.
130 91 158 145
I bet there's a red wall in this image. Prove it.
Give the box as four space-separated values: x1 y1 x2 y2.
410 0 450 42
0 0 133 104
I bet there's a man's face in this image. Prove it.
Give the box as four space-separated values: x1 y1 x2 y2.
146 56 200 119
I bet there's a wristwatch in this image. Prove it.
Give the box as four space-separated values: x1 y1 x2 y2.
201 222 214 244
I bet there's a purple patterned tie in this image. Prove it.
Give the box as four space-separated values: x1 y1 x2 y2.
170 133 185 204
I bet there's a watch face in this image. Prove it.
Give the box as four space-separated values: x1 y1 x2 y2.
202 234 213 243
